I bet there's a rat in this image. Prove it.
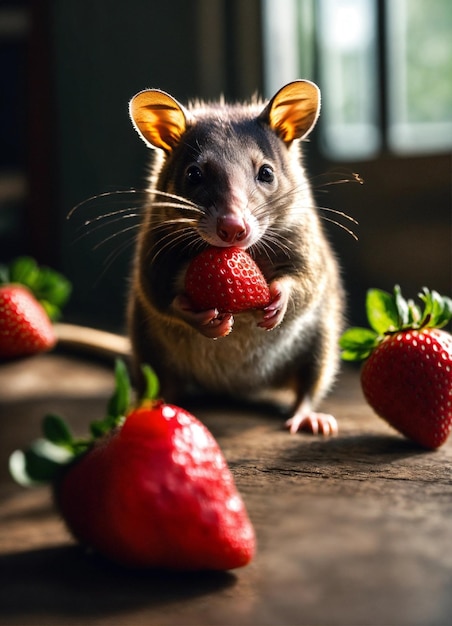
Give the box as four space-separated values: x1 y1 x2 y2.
125 79 345 435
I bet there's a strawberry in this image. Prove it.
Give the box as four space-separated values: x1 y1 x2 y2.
185 246 270 313
0 285 56 358
340 286 452 449
10 361 256 570
0 257 71 359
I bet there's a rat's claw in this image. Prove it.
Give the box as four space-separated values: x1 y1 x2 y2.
202 313 234 338
286 412 338 436
258 280 289 330
172 295 234 338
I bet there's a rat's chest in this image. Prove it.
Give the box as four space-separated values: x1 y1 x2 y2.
163 313 313 392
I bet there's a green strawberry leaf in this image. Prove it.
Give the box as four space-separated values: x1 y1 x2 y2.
439 297 452 328
142 364 160 401
406 298 422 326
90 360 132 437
107 359 131 420
339 327 379 361
42 414 74 448
33 267 72 313
419 287 452 329
366 289 399 334
9 440 72 486
9 256 40 287
393 285 410 327
4 256 71 320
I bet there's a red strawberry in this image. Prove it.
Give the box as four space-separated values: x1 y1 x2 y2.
340 286 452 449
0 256 71 359
10 362 256 570
185 246 270 313
0 285 56 358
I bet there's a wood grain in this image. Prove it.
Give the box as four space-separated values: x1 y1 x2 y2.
1 352 452 625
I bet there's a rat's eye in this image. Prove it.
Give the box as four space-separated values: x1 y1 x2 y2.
186 164 204 185
257 164 275 184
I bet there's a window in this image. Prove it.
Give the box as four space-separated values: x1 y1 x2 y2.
386 0 452 154
262 0 452 160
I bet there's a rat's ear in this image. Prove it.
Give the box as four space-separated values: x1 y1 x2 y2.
260 80 320 143
129 89 189 151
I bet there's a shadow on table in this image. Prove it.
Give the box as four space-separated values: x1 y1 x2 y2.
285 432 433 461
0 544 236 621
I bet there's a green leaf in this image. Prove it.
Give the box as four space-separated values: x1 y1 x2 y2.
5 257 71 320
9 439 72 485
141 364 160 401
438 296 452 328
40 301 61 322
339 327 379 349
9 257 39 287
34 267 72 308
406 299 422 326
42 414 73 448
339 327 379 361
341 348 373 362
9 450 42 486
393 285 409 327
419 287 452 329
107 359 131 420
366 289 399 334
90 419 110 438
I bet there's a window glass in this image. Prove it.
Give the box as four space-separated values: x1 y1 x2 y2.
386 0 452 154
262 0 452 158
262 0 309 97
316 0 380 159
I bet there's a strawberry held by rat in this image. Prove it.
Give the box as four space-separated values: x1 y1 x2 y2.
10 361 256 570
185 246 271 315
340 286 452 449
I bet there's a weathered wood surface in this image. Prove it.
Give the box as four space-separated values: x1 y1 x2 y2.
1 353 452 626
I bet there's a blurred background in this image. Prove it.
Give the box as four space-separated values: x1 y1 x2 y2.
1 0 451 331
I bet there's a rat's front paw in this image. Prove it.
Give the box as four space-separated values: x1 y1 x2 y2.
286 412 338 436
257 280 289 331
172 295 234 339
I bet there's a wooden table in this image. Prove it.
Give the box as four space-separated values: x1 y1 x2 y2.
1 352 452 626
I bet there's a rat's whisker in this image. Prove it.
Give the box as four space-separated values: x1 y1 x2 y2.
92 224 141 251
309 169 364 191
150 228 199 264
67 189 148 219
321 217 358 240
318 206 359 225
74 213 141 243
149 189 200 209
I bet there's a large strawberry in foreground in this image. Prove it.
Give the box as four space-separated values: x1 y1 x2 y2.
340 286 452 449
185 246 270 313
0 257 71 358
10 361 256 570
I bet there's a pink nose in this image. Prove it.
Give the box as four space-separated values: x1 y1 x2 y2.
217 216 248 243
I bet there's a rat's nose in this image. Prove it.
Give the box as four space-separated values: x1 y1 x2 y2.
217 216 248 243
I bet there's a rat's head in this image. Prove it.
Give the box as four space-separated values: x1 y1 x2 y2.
129 80 320 251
